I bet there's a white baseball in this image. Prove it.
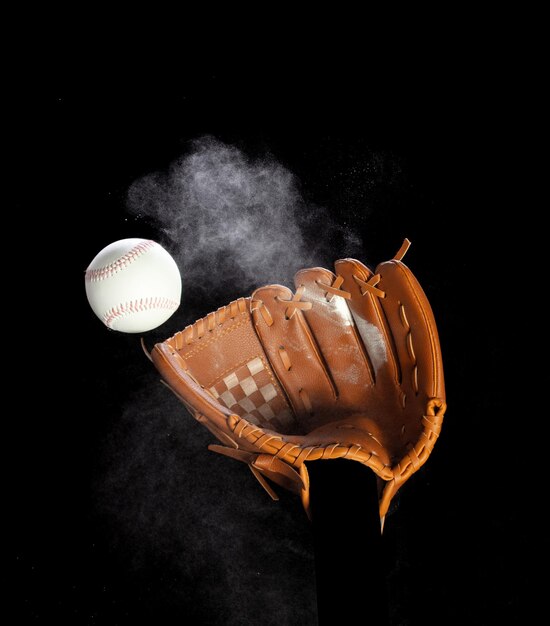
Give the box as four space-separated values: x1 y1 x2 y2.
85 238 182 333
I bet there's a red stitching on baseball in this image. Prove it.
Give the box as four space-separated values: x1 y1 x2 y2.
85 240 157 282
103 297 179 327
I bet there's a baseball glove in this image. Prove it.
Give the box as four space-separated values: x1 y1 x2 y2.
149 239 446 523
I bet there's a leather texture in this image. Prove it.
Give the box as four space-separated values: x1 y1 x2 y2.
150 240 446 521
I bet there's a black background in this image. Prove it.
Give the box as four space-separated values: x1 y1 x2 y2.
10 62 535 625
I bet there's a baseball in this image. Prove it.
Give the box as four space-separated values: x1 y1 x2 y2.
85 238 182 333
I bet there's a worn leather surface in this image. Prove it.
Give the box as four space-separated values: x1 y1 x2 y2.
151 242 446 519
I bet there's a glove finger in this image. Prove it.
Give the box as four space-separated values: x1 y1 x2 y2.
293 267 375 414
251 284 338 432
376 259 445 404
333 258 401 391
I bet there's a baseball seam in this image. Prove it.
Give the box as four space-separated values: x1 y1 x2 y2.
104 297 179 328
85 240 157 282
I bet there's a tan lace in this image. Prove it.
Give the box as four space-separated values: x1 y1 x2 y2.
353 273 386 298
393 238 411 261
276 285 313 320
316 275 351 302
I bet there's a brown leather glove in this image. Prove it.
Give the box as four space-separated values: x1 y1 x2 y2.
149 239 446 523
